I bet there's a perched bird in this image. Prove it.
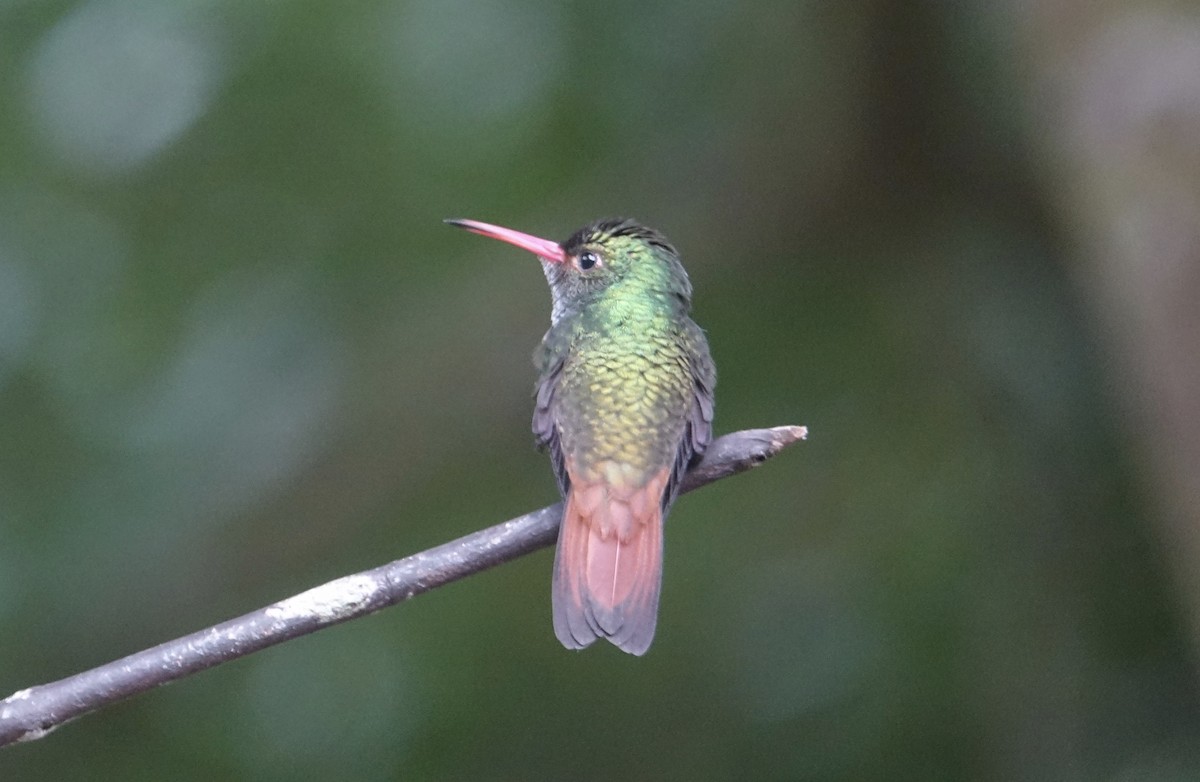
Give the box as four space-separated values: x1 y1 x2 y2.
446 217 715 655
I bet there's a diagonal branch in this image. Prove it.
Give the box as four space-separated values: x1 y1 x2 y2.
0 425 806 748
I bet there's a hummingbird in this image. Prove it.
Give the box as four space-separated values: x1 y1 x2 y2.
446 217 715 655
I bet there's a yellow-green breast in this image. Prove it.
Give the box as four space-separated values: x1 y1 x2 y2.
556 294 696 488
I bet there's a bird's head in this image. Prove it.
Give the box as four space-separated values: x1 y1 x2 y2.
446 217 692 323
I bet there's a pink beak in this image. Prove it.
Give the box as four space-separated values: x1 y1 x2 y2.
445 218 566 264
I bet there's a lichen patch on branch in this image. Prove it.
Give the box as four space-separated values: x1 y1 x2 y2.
265 574 380 624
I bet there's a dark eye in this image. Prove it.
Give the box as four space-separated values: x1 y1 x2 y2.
578 251 599 271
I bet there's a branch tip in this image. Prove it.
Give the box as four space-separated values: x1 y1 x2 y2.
773 424 807 446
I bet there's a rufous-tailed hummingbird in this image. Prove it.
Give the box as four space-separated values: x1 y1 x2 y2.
446 217 715 655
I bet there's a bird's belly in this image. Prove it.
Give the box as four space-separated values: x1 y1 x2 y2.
557 349 691 488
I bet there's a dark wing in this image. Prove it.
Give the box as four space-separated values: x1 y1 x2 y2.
663 318 716 511
532 339 570 498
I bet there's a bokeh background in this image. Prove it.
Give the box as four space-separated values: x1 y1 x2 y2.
3 0 1200 779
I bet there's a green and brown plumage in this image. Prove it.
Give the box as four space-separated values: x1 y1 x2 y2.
446 217 715 655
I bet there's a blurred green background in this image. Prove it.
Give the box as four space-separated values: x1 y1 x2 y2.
4 0 1200 779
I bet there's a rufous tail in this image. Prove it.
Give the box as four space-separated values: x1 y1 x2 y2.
551 467 669 655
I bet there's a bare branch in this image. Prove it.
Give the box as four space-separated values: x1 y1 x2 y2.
0 425 806 747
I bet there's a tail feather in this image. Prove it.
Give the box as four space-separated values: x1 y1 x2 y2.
552 467 668 655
